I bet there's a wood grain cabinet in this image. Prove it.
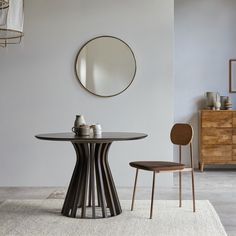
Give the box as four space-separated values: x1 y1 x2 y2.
199 110 236 171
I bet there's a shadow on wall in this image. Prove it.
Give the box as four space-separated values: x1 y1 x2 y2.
174 96 206 168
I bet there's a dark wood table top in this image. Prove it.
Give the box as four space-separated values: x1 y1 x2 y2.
35 132 148 142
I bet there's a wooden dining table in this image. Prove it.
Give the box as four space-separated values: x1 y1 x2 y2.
35 132 147 219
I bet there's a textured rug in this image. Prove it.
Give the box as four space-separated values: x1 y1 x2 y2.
0 200 227 236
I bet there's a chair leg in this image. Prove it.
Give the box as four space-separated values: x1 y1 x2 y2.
131 169 139 211
191 170 196 212
150 171 156 219
179 171 182 207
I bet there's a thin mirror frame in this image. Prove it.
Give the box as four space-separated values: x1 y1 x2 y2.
229 59 236 93
75 36 137 97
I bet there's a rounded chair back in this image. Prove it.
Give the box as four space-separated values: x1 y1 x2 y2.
170 123 193 145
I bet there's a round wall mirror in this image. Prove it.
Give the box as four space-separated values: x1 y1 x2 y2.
75 36 136 97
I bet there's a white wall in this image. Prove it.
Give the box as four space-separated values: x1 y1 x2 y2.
0 0 174 187
175 0 236 165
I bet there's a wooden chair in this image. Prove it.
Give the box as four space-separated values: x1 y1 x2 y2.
129 123 195 219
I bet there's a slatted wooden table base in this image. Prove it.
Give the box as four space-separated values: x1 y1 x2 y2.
61 142 121 218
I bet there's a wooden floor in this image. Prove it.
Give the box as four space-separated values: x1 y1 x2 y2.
0 170 235 236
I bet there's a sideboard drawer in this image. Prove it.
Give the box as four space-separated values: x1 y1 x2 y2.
202 128 232 145
201 111 232 128
232 129 236 144
233 145 236 160
201 145 232 161
233 112 236 127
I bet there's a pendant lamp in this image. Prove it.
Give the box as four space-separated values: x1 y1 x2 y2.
0 0 24 47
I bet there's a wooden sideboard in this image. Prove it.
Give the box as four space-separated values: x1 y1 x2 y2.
199 110 236 171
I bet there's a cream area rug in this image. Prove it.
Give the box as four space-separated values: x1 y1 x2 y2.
0 200 227 236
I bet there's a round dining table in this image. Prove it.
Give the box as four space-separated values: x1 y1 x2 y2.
35 132 147 219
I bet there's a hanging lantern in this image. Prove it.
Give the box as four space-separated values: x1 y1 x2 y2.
0 0 24 47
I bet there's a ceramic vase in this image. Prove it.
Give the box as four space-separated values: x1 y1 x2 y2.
225 97 233 110
220 96 227 110
214 93 221 110
74 115 86 128
206 92 219 109
214 101 221 110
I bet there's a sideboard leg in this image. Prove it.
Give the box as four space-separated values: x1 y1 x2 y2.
200 162 204 172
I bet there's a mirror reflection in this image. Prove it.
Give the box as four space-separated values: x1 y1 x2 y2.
75 36 136 97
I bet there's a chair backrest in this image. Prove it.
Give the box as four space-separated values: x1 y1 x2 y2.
170 123 193 146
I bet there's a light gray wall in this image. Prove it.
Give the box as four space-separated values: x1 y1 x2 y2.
175 0 236 165
0 0 174 186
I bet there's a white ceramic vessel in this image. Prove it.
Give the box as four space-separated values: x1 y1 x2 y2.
91 124 102 135
206 92 219 109
74 115 86 128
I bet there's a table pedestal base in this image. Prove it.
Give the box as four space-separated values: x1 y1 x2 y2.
61 142 122 218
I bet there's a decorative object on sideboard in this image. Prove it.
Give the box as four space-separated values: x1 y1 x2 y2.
206 92 219 110
225 96 232 110
214 93 221 110
75 36 136 97
220 96 228 110
229 59 236 93
0 0 24 47
205 92 232 110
